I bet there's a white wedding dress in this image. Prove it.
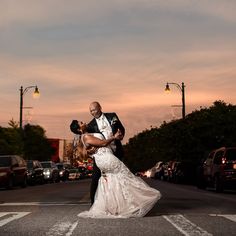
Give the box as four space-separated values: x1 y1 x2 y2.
78 133 161 218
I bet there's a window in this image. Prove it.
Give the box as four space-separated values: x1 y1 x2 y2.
214 151 224 165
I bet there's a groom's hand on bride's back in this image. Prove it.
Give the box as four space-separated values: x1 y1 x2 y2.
114 129 124 140
86 146 98 155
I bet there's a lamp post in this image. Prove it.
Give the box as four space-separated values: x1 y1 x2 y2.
19 85 40 129
165 82 186 119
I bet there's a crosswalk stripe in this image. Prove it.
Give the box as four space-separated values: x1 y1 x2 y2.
46 220 79 236
209 214 236 223
0 212 30 227
65 221 79 236
0 211 235 234
163 214 213 236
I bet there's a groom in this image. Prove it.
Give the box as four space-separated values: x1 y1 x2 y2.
87 101 125 204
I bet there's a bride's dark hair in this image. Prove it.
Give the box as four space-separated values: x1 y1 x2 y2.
70 120 82 135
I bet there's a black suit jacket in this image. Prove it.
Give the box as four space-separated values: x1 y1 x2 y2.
87 112 125 161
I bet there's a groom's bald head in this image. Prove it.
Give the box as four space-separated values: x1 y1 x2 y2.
89 101 102 119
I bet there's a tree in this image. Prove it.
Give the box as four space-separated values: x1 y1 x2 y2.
8 118 19 129
124 100 236 172
23 124 55 161
0 126 23 155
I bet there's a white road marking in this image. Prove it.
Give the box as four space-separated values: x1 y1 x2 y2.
66 221 79 236
210 214 236 223
0 212 30 227
163 214 213 236
0 202 90 206
46 220 79 236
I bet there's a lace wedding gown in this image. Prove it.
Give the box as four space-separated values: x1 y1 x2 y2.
78 133 161 218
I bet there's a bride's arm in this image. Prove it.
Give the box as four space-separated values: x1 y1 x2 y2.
83 132 120 147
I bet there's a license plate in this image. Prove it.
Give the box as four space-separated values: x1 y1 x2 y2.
233 164 236 169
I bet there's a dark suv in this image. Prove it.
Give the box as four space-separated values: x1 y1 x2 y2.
0 155 27 189
197 147 236 192
26 160 45 185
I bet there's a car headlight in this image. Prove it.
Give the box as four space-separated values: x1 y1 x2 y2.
43 170 50 175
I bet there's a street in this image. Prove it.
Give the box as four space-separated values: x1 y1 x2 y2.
0 178 236 236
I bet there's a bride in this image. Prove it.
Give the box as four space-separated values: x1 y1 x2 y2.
70 120 161 218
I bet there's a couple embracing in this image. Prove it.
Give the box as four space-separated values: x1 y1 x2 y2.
70 101 161 218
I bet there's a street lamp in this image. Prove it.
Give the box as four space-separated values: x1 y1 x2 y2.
165 82 186 119
19 85 40 129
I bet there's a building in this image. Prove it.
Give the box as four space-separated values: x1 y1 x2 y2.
47 138 73 163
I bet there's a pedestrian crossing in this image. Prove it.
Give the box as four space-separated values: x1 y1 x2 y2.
0 212 30 227
0 212 235 235
163 214 213 236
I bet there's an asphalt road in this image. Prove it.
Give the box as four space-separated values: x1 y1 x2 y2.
0 178 235 236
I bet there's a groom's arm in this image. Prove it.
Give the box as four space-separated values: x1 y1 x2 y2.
109 112 125 137
116 114 125 137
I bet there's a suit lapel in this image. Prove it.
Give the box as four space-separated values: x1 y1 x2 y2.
104 113 112 125
91 119 100 133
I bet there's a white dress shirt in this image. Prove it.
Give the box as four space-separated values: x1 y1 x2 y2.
96 114 116 152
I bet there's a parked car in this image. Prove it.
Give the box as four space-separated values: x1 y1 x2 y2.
197 147 236 192
40 161 60 183
56 163 70 181
162 162 173 181
144 161 164 178
26 160 45 185
78 166 89 179
154 161 165 180
0 155 27 189
68 168 81 180
171 161 197 184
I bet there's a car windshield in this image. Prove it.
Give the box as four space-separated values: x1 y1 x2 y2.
41 162 51 168
56 164 63 169
226 149 236 161
0 156 11 167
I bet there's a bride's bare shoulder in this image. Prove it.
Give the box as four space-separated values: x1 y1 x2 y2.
83 133 96 140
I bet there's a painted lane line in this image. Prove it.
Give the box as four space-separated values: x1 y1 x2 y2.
210 214 236 223
0 212 30 227
0 202 90 206
66 221 79 236
46 220 78 236
163 214 213 236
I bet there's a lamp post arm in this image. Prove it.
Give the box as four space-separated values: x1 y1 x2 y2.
22 86 37 96
167 82 182 92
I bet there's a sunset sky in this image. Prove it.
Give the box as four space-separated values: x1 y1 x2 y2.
0 0 236 143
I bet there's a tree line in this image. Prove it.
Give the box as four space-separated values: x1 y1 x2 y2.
0 121 54 161
123 100 236 173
